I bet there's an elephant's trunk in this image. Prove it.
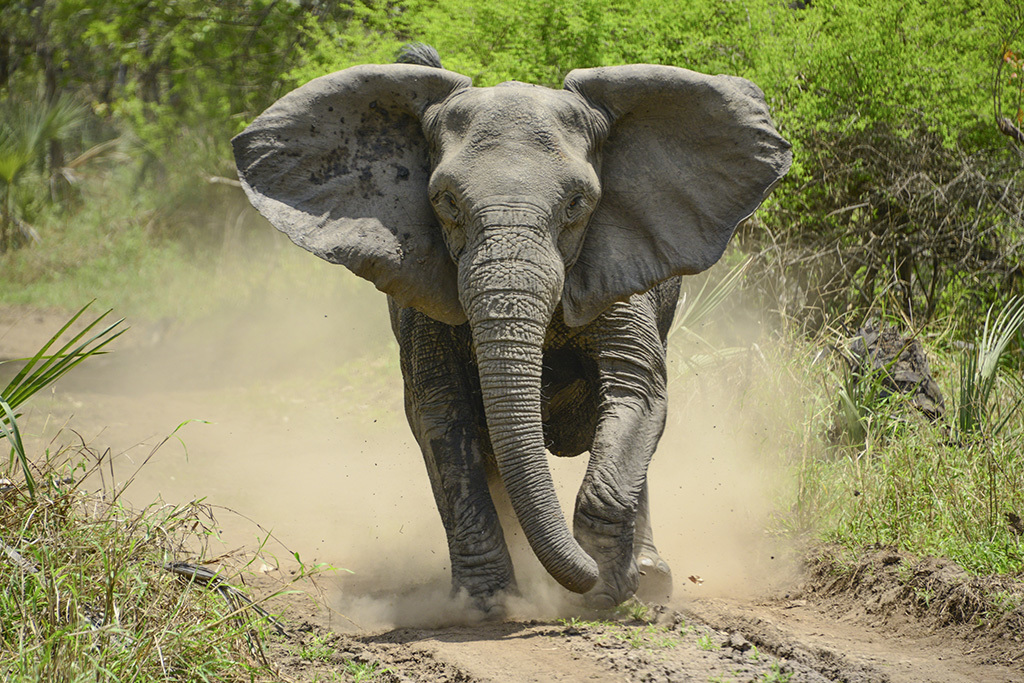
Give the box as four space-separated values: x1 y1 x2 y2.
459 218 599 594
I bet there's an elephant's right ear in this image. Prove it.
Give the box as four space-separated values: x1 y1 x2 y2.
232 64 472 325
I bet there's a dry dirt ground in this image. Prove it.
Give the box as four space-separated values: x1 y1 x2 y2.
2 301 1023 683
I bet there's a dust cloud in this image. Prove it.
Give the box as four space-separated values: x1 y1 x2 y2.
15 235 805 631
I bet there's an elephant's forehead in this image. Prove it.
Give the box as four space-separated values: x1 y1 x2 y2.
438 85 596 145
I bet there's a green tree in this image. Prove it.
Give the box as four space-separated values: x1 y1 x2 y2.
0 93 83 251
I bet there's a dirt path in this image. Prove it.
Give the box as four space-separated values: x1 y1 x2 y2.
262 587 1023 682
680 597 1021 683
3 303 1023 682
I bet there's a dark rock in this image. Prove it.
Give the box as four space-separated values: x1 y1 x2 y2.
849 322 945 420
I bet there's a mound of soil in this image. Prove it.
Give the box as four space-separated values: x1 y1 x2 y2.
805 545 1024 667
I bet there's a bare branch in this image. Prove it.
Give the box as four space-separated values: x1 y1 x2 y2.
998 117 1024 145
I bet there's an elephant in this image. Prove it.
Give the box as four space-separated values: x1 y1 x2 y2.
232 45 791 614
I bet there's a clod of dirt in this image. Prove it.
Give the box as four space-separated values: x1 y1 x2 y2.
724 631 752 652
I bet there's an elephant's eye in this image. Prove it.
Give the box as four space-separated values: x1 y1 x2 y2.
566 194 586 216
440 192 459 211
433 191 461 221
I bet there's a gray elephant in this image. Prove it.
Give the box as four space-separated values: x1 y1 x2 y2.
232 46 790 613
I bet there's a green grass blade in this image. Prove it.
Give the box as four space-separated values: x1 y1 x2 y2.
3 311 111 401
2 306 126 410
0 398 34 499
670 258 751 341
5 322 126 408
0 303 126 502
1 301 95 399
968 296 1024 435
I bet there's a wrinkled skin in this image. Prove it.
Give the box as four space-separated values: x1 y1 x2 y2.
233 54 790 612
392 279 680 612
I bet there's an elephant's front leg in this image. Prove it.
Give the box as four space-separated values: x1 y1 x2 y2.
633 481 673 603
572 298 671 608
394 306 516 614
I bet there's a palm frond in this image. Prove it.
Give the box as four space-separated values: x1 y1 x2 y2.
954 296 1024 438
0 302 127 500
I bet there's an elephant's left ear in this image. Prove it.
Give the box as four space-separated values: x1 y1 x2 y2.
561 65 791 327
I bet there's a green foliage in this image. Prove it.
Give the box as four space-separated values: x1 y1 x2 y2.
0 459 276 681
612 598 657 623
761 662 793 683
669 258 752 377
783 318 1024 576
343 660 389 682
287 0 1010 141
834 361 889 448
0 93 86 251
832 341 921 448
738 0 1024 328
751 0 1000 145
289 0 613 87
696 630 717 651
2 0 309 141
954 297 1024 438
804 434 1024 575
299 633 335 662
0 303 125 500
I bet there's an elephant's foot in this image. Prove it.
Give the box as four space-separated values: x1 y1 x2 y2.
634 546 673 604
451 561 518 620
457 587 514 622
574 516 639 609
583 559 639 609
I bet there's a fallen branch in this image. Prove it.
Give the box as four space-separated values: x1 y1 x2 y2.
164 561 288 636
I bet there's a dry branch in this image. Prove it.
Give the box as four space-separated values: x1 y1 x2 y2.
997 117 1024 145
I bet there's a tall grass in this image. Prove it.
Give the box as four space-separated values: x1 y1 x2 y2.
796 428 1024 574
666 263 1024 577
0 307 289 681
0 93 87 251
668 257 752 376
1 303 125 500
954 296 1024 438
782 310 1024 576
0 452 278 681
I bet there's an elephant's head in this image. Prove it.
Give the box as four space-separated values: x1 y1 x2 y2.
233 63 790 595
